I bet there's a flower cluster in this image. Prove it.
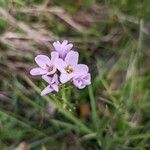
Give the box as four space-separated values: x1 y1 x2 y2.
30 40 91 96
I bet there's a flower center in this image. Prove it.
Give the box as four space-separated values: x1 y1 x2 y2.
65 65 73 74
46 64 53 72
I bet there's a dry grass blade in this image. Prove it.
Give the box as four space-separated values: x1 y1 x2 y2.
16 6 87 33
0 93 12 103
0 7 17 26
52 7 86 33
0 7 57 80
0 7 55 49
18 23 52 48
1 32 37 51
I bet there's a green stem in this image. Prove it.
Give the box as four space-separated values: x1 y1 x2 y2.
88 85 98 130
25 77 92 134
88 85 101 146
51 119 79 131
80 133 97 142
137 19 144 52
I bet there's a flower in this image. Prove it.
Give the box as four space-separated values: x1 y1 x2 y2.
30 40 91 96
55 51 89 84
41 74 59 96
73 73 91 89
30 52 58 76
53 40 73 59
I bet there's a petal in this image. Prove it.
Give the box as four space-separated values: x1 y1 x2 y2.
30 67 47 76
46 66 56 75
62 40 73 51
78 84 86 89
42 75 51 83
51 51 59 62
53 41 61 51
51 83 59 92
41 86 53 96
65 51 79 67
60 73 73 83
83 73 91 85
66 43 73 51
72 78 80 87
62 40 68 46
54 58 67 73
35 55 51 69
73 78 85 89
51 74 59 84
74 64 89 75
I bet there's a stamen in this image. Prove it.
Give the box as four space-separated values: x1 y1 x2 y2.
65 65 73 74
46 64 53 72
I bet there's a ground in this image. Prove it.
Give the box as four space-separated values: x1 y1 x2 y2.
0 0 150 150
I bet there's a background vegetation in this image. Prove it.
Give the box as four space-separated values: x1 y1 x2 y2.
0 0 150 149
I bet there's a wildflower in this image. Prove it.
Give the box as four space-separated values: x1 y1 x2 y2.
30 52 58 76
30 40 91 96
55 51 89 83
73 73 91 89
41 74 59 96
53 40 73 59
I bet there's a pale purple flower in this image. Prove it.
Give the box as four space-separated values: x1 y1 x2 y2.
54 51 89 84
30 52 58 76
30 40 91 95
73 73 91 89
41 74 59 96
53 40 73 59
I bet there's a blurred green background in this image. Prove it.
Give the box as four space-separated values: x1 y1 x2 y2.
0 0 150 149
